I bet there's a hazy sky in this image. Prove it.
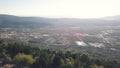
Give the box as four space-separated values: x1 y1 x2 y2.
0 0 120 18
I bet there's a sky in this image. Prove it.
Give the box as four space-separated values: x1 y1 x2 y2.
0 0 120 18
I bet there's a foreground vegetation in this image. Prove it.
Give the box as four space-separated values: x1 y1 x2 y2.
0 39 120 68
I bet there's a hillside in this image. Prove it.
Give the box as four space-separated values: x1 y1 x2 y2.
0 39 120 68
0 14 120 28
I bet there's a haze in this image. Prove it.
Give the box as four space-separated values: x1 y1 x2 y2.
0 0 120 18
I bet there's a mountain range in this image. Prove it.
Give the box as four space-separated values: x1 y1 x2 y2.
0 14 120 28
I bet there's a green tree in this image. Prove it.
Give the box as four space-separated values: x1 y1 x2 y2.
14 53 35 67
89 64 104 68
52 55 64 68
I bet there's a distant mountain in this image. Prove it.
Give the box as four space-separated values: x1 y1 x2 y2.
0 14 120 28
0 14 52 28
102 15 120 20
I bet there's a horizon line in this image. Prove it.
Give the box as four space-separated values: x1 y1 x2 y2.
0 13 120 19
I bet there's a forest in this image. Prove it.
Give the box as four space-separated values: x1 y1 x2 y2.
0 39 120 68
